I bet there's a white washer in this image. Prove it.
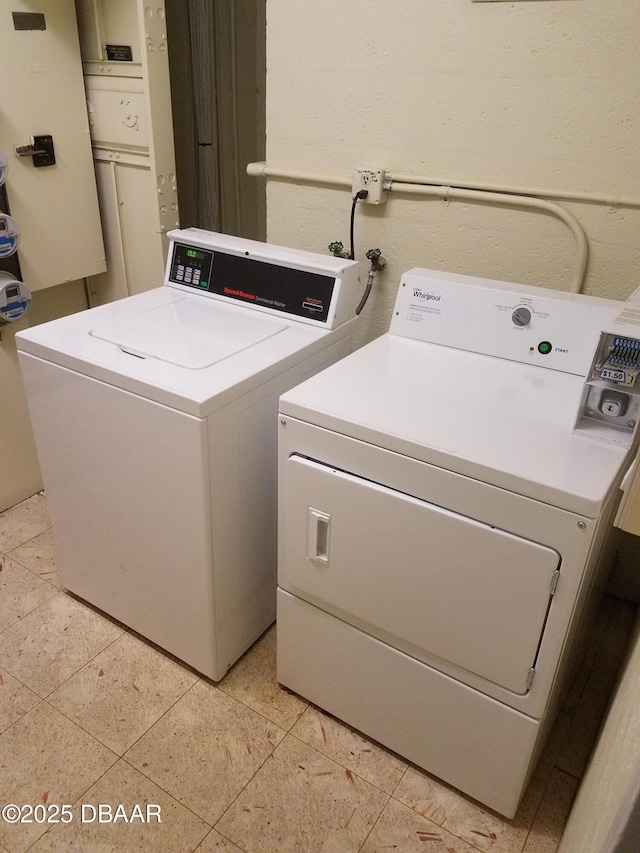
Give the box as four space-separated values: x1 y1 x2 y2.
16 228 362 681
277 269 634 818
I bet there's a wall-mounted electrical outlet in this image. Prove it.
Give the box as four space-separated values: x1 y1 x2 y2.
352 168 387 204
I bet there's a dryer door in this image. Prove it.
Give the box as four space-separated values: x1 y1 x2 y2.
281 455 560 694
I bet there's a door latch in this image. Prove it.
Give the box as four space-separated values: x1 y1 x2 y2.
14 135 55 167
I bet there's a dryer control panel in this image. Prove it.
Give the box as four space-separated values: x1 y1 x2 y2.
391 268 621 378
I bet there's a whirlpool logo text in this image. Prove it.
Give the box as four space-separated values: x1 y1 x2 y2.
413 288 441 302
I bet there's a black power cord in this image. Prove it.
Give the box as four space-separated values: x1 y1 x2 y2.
349 190 369 259
328 193 385 315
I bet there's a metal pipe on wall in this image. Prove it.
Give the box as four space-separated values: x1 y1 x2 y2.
246 161 590 292
388 171 640 211
388 181 588 294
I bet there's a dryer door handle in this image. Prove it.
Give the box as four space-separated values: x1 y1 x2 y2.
307 508 331 565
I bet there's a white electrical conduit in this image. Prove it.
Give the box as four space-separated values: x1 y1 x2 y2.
389 181 588 293
388 172 640 211
247 162 347 188
246 161 591 292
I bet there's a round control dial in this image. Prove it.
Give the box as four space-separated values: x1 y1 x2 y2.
512 306 532 327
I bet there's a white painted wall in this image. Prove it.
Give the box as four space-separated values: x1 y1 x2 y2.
264 0 640 349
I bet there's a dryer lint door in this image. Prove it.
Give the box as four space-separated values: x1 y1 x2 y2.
280 456 560 695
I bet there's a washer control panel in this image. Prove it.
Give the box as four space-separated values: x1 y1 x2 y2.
168 241 337 323
164 229 364 330
169 243 213 289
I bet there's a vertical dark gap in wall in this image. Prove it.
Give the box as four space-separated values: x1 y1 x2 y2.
165 0 266 240
255 0 267 240
165 0 198 228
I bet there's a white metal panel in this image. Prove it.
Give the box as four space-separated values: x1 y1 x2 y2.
77 0 179 304
0 0 105 290
83 154 177 305
18 352 221 678
100 0 141 61
85 75 149 149
282 455 559 694
277 589 539 819
86 159 129 304
138 2 179 248
115 161 166 294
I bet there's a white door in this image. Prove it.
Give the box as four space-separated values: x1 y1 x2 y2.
0 0 106 510
281 455 561 694
0 0 105 291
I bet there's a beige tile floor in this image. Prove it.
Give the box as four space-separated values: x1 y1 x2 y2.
0 492 636 853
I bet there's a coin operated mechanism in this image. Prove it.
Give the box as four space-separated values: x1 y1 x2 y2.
575 293 640 448
0 272 31 338
0 213 20 259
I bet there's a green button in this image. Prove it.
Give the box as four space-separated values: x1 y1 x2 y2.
538 341 552 355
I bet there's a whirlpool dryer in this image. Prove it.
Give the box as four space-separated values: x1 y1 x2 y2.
16 228 362 681
277 269 635 818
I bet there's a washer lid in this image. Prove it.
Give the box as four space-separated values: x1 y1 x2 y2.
90 297 287 369
16 287 342 418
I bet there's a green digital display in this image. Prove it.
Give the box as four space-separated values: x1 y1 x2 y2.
186 249 197 258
